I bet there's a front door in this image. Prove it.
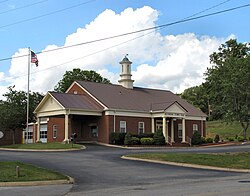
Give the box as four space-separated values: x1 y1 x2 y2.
90 125 98 138
156 120 163 131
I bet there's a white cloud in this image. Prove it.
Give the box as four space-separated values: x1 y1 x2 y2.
1 6 231 100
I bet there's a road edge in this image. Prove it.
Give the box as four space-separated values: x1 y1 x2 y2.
121 156 250 173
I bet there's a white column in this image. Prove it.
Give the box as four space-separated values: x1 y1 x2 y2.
64 113 69 143
36 117 40 142
163 117 166 142
151 117 155 133
171 118 174 143
201 120 204 137
166 120 169 142
182 118 186 143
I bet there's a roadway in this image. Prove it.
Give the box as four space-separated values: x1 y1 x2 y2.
0 143 249 196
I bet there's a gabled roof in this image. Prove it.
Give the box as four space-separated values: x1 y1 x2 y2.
49 92 103 111
75 80 206 117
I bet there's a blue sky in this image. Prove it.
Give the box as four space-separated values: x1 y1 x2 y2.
0 0 249 99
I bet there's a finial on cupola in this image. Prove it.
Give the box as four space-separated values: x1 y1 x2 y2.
118 54 134 89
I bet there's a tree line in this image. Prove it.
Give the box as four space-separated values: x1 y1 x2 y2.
181 39 249 140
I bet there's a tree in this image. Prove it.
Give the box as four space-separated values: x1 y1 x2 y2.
0 86 43 144
181 84 209 115
54 69 111 92
205 39 250 140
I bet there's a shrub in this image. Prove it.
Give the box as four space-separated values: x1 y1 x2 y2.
138 133 154 139
140 137 154 145
205 137 213 143
191 131 202 145
201 137 206 144
228 137 234 142
153 129 165 145
237 136 244 142
214 134 220 143
124 133 132 145
110 132 126 145
124 133 140 145
130 137 140 145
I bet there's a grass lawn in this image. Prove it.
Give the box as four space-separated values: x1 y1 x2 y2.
0 161 68 182
1 142 83 149
206 120 249 140
127 152 250 169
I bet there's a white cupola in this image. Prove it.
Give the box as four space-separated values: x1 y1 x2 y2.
118 55 134 89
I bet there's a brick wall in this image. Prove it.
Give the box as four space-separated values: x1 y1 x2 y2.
0 129 22 146
47 116 65 142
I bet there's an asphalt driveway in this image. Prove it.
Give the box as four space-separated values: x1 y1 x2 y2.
0 143 250 196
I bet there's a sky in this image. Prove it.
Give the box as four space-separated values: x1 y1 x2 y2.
0 0 249 100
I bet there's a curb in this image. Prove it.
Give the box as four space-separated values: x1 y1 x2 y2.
0 146 86 152
121 156 250 173
0 176 74 187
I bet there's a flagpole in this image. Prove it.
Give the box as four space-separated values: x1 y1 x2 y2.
26 47 30 144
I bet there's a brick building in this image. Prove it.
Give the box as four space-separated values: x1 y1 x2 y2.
32 56 206 144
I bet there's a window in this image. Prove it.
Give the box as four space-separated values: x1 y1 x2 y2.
178 123 182 138
193 124 198 133
138 122 144 134
40 124 47 139
120 121 126 133
24 126 33 140
53 124 58 138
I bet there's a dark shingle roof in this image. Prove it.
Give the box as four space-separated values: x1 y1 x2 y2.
50 92 103 111
76 81 206 117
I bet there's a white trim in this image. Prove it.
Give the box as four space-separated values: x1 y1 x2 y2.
36 108 102 118
185 116 206 121
164 102 187 114
105 110 151 118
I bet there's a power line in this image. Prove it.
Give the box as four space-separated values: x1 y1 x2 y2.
0 0 48 15
0 1 247 83
0 0 97 29
2 31 153 83
184 0 232 19
0 3 249 63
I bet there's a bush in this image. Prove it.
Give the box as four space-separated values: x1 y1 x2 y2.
228 137 234 142
110 132 126 145
214 134 220 143
138 133 154 139
201 137 206 144
237 136 244 142
124 133 140 145
191 131 202 145
140 137 154 145
205 137 213 143
130 137 140 145
153 129 165 145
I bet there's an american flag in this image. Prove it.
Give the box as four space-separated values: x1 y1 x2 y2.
31 51 39 67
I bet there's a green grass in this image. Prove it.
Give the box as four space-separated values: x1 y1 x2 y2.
0 161 68 182
206 120 249 140
1 142 83 149
127 152 250 169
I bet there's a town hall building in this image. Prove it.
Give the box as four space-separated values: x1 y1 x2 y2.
31 56 206 145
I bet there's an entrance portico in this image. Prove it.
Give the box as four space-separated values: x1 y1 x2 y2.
151 101 188 144
34 92 103 143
